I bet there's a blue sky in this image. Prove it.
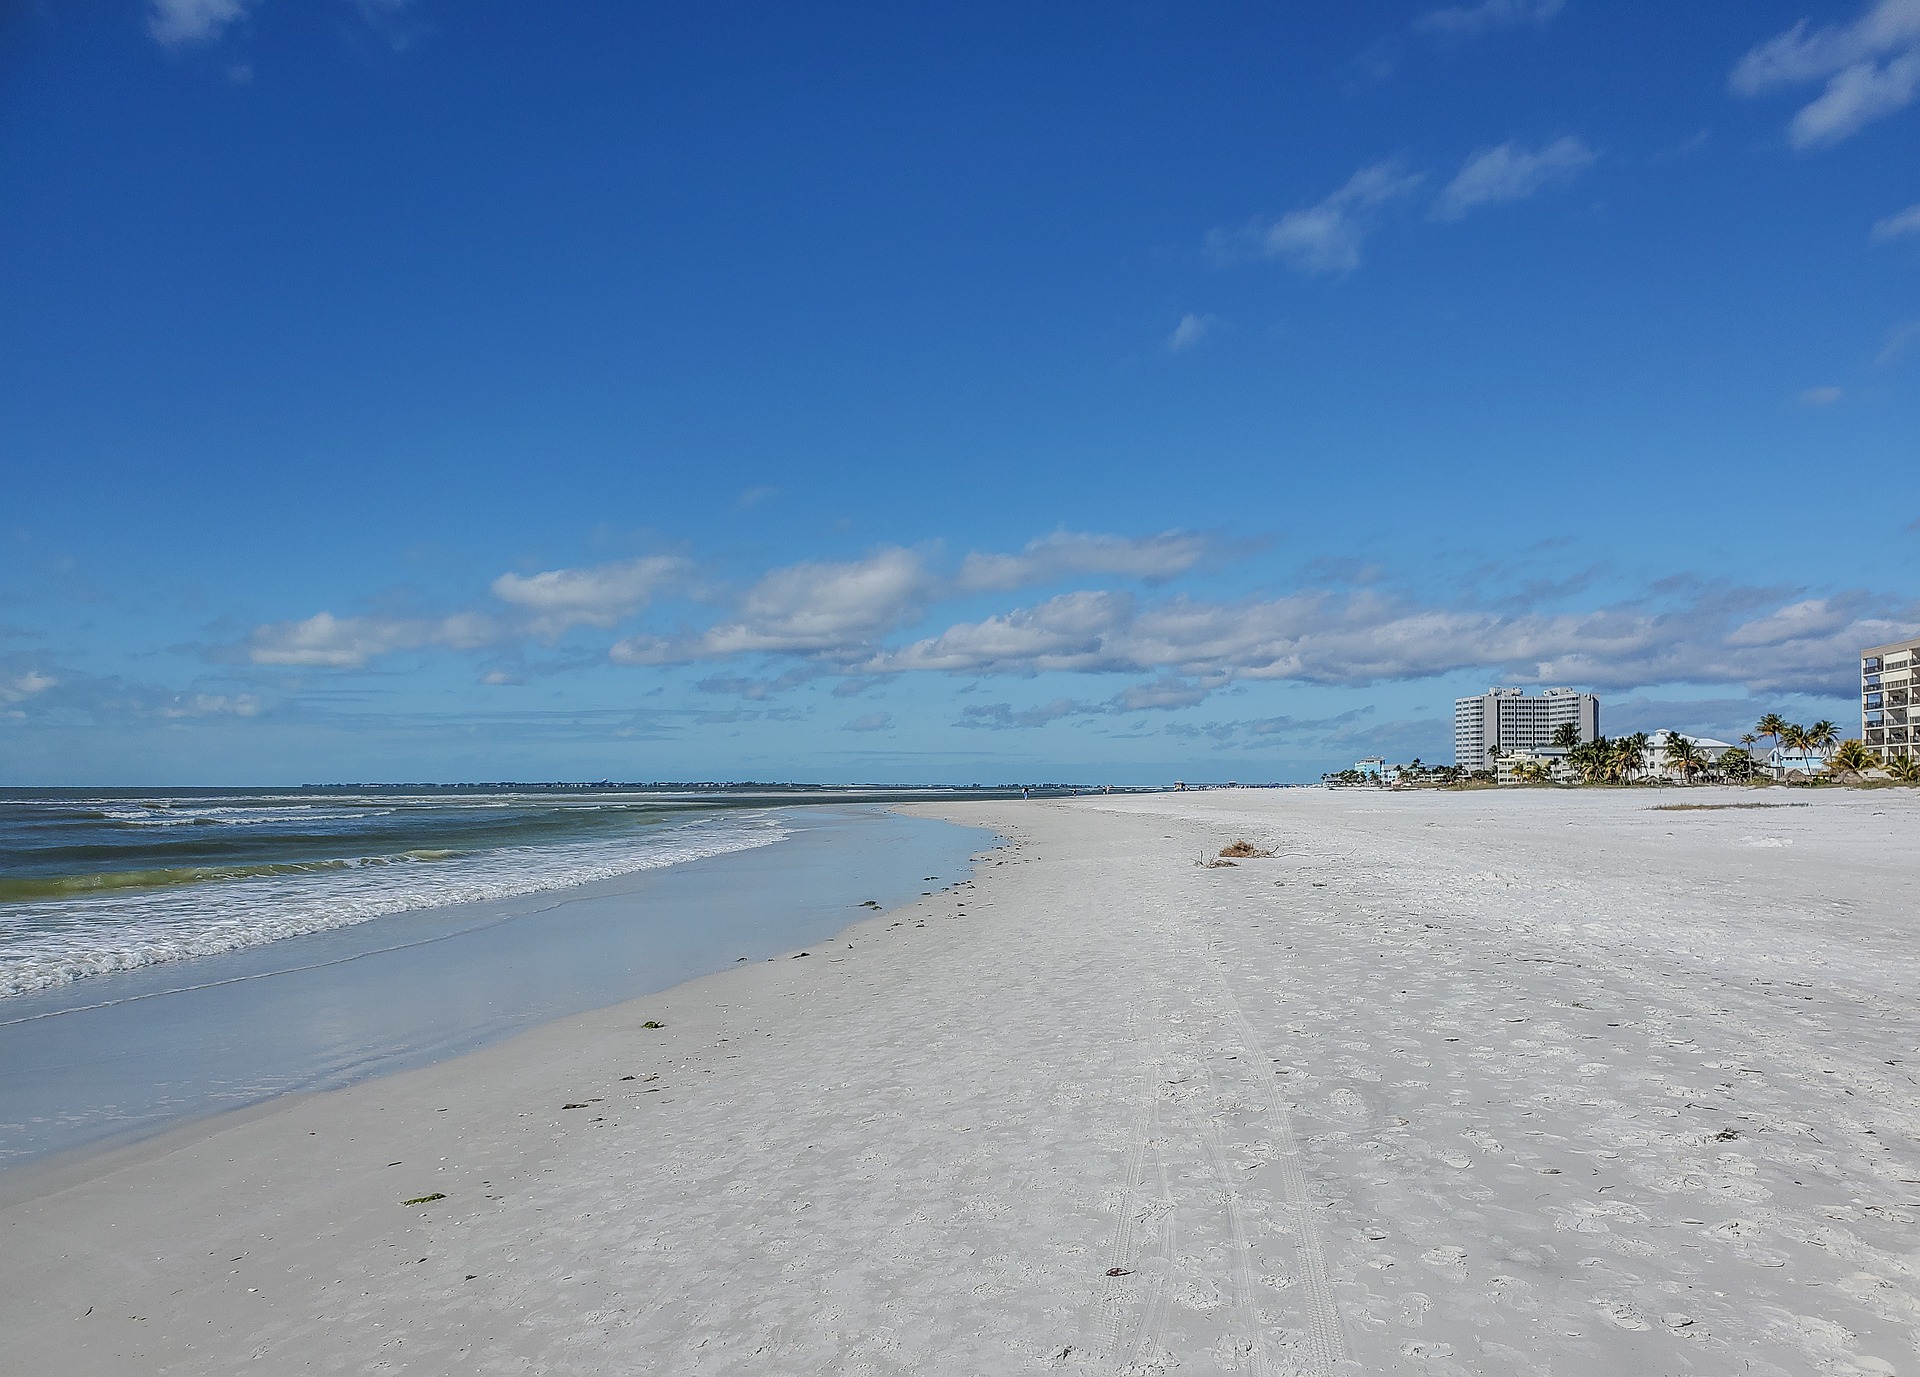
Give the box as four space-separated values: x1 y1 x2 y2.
3 0 1917 785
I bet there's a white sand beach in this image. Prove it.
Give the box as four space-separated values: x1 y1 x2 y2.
3 786 1917 1376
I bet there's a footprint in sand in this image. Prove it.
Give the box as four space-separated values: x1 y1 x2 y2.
1489 1275 1538 1312
1593 1297 1651 1330
1324 1087 1365 1118
1419 1246 1468 1281
1662 1312 1704 1340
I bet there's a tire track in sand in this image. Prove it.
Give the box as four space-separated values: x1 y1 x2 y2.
1191 1050 1276 1377
1202 930 1348 1375
1104 1003 1179 1374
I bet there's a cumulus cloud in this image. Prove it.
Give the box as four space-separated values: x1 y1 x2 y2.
613 547 933 664
234 531 1225 675
1 670 56 707
148 0 253 47
1874 202 1920 239
1797 385 1843 405
1166 313 1216 352
843 711 893 732
246 611 499 668
491 555 687 637
1213 161 1425 275
957 530 1222 593
873 590 1134 674
1731 0 1920 148
1415 0 1564 36
859 586 1910 698
1432 137 1596 219
224 530 1903 704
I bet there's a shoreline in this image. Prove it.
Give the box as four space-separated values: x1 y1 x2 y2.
2 788 1914 1374
0 804 992 1171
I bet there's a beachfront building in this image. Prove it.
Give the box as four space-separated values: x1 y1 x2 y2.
1495 747 1570 785
1764 746 1828 781
1453 686 1600 772
1863 635 1919 765
1639 730 1746 782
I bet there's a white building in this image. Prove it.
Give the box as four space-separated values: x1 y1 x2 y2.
1639 730 1745 781
1863 635 1918 765
1495 747 1570 785
1454 687 1600 772
1763 746 1826 781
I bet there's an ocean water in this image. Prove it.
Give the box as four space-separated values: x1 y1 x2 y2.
0 786 978 999
0 793 1000 1167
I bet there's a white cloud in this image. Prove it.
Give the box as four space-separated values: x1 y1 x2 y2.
1880 316 1920 365
490 555 687 637
843 711 892 732
1797 385 1843 406
148 0 253 47
872 590 1135 674
1432 137 1596 220
858 586 1908 698
1872 202 1920 239
1166 313 1215 352
613 547 933 664
1789 49 1920 146
160 692 261 718
1215 161 1425 275
610 536 1223 667
1415 0 1564 36
1731 0 1920 148
0 671 56 706
957 530 1221 592
246 611 498 668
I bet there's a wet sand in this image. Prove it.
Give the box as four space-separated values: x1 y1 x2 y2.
0 806 983 1167
1 787 1915 1375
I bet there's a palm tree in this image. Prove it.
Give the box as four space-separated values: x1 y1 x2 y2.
1662 732 1702 784
1887 755 1920 784
1828 739 1874 782
1755 712 1787 755
1624 731 1651 784
1776 723 1811 780
1551 722 1580 750
1807 720 1839 761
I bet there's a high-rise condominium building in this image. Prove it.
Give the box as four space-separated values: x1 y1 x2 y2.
1453 687 1600 772
1862 635 1919 764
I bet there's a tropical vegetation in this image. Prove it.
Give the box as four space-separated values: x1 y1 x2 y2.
1322 710 1912 789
